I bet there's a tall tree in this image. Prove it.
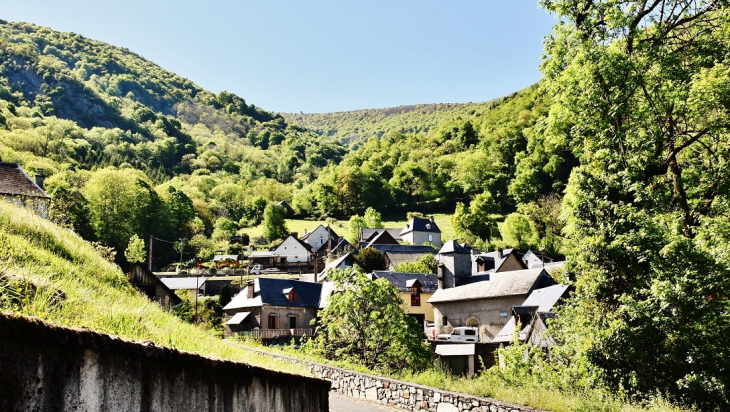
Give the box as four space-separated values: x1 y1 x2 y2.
262 203 289 241
541 0 730 406
309 269 432 372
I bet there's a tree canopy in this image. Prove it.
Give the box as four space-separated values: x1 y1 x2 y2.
307 269 432 372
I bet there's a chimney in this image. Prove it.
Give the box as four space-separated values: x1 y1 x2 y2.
429 216 434 223
247 280 255 299
304 229 308 236
291 232 298 238
35 169 45 191
498 249 503 259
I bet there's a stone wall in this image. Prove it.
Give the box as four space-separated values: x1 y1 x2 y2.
0 314 329 412
241 347 548 412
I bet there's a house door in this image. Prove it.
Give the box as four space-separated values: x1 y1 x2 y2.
289 316 297 329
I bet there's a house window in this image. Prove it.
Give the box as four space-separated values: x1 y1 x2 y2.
289 316 297 329
411 286 421 306
428 234 433 242
442 316 448 327
288 289 297 302
268 314 279 329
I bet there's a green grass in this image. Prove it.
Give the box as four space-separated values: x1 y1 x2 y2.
234 339 688 412
0 203 308 376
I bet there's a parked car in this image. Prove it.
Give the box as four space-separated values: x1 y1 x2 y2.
436 326 479 342
249 264 262 275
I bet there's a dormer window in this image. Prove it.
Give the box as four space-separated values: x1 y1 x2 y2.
426 223 431 230
283 287 296 302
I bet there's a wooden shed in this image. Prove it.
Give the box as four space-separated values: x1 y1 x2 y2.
125 262 182 309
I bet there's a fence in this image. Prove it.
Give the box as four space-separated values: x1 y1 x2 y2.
240 328 314 339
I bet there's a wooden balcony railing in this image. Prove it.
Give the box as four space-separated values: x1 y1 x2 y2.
239 328 314 339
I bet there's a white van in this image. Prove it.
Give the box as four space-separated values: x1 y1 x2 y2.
436 326 479 342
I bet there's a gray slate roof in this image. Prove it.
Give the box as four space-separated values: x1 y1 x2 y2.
370 271 438 293
0 163 49 198
400 217 440 235
427 268 554 304
385 251 434 269
331 238 358 255
361 228 402 242
520 284 570 312
438 240 471 255
223 278 323 311
301 224 340 242
367 244 435 254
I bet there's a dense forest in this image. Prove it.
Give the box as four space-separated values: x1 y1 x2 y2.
281 97 515 145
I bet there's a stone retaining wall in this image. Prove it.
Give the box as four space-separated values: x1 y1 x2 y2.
0 314 329 412
242 347 547 412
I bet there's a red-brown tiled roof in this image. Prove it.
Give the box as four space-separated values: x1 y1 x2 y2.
0 163 50 198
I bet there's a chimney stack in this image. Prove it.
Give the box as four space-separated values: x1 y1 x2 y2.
247 280 255 299
429 216 434 223
35 169 45 191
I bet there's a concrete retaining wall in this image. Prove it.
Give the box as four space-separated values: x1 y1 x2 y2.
242 347 547 412
0 314 329 412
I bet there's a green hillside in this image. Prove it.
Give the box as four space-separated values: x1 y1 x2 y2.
0 19 566 266
0 201 303 374
281 95 517 146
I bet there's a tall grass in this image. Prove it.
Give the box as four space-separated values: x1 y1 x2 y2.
0 203 307 376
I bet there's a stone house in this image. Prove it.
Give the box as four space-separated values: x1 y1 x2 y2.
428 240 556 342
124 262 182 309
222 278 324 337
0 163 50 218
400 216 442 248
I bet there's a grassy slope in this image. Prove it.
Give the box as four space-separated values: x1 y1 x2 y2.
0 202 305 374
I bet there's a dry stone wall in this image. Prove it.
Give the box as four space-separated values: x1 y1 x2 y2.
242 347 548 412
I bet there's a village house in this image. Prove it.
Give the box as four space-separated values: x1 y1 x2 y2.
368 270 438 332
0 163 50 218
360 228 403 244
222 278 324 338
124 262 182 309
359 229 401 249
428 240 556 342
428 267 556 342
400 216 442 248
248 234 313 272
301 224 340 256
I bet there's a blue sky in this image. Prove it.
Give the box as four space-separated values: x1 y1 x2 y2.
3 1 557 113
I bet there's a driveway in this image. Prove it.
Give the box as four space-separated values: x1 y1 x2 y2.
329 391 401 412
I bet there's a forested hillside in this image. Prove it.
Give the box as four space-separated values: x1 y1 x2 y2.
0 19 572 267
0 20 346 266
281 95 515 145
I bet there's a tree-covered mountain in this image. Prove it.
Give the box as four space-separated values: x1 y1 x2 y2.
0 19 571 265
281 95 518 146
0 20 346 266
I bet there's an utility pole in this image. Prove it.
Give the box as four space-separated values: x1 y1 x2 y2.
148 235 153 271
178 238 185 273
195 258 201 325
